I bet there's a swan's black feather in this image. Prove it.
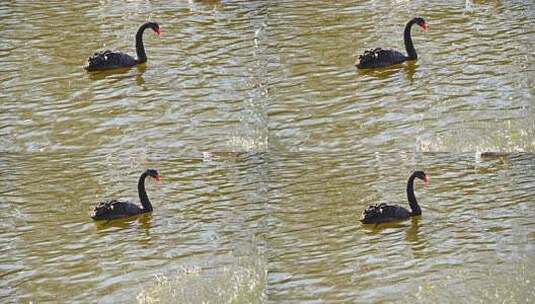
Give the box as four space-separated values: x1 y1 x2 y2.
84 50 137 71
360 203 411 224
90 199 144 220
356 48 407 69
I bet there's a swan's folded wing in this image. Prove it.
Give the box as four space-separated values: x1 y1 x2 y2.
360 203 410 223
90 199 142 220
85 50 136 71
357 48 407 69
360 203 387 222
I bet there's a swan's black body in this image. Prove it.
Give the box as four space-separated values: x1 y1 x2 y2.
360 171 428 224
90 169 160 220
356 18 427 69
84 22 160 71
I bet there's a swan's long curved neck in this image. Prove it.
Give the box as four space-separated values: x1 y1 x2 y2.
138 172 153 212
404 19 418 60
406 174 421 215
135 24 150 64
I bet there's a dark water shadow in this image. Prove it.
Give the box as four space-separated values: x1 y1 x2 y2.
479 151 510 160
193 0 222 6
361 219 411 234
86 63 147 83
403 61 417 82
93 212 152 232
356 65 403 79
135 64 147 86
405 217 422 242
405 217 431 257
360 215 424 232
356 61 419 81
87 67 133 81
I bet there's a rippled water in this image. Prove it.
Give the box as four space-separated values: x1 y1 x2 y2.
1 0 534 303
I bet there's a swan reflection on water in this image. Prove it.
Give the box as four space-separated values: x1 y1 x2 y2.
93 212 153 232
86 64 147 84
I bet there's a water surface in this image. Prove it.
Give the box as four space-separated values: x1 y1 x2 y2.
1 0 534 303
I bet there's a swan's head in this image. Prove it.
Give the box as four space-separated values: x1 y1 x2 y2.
147 22 161 36
413 170 429 186
413 17 428 30
146 169 161 182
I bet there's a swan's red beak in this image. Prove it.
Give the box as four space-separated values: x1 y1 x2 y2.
423 176 429 187
154 175 161 182
154 28 161 36
421 23 428 31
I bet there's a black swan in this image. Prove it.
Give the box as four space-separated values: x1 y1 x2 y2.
360 171 428 224
84 22 160 71
356 17 428 69
90 169 161 220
